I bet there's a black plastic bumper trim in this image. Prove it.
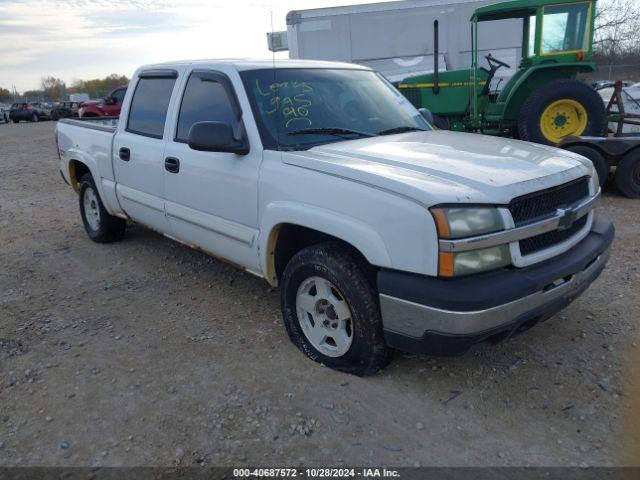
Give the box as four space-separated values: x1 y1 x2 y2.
377 216 614 312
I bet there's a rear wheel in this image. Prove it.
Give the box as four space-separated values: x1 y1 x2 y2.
280 242 390 376
614 149 640 198
518 79 606 145
79 174 126 242
564 145 609 189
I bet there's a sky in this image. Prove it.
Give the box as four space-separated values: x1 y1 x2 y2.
0 0 390 92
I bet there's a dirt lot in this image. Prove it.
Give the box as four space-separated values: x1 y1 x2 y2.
0 121 638 467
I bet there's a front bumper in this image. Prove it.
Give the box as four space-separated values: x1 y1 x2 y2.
378 216 614 356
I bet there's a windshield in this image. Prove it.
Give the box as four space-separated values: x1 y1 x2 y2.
541 2 590 54
240 68 430 150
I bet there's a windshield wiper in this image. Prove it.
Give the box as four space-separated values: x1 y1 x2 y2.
286 127 375 139
377 126 424 135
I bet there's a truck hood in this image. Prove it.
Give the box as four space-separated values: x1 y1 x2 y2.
283 130 594 205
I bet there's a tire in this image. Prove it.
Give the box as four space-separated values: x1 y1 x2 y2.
31 113 39 122
614 149 640 198
518 79 607 146
432 114 450 130
564 145 609 189
51 111 60 121
78 173 126 242
280 241 391 376
13 119 19 124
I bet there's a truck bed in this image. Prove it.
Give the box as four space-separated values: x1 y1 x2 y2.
58 116 119 133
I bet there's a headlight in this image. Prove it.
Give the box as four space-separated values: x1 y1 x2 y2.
431 207 504 238
431 207 511 277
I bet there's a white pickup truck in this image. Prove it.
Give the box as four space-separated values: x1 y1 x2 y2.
56 59 614 375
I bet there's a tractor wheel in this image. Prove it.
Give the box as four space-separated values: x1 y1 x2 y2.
518 79 607 146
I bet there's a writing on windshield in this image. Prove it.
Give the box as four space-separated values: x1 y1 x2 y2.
255 80 314 128
241 68 429 150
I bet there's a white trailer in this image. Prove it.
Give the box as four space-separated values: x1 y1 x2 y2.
278 0 522 86
69 93 90 103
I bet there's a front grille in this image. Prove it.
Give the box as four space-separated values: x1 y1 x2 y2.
519 215 588 255
509 177 590 256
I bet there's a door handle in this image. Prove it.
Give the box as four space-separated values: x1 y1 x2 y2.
165 157 180 173
119 147 130 161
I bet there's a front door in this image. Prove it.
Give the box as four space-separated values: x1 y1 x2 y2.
163 70 261 273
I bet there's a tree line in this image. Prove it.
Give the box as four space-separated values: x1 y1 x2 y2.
592 0 640 81
0 74 129 103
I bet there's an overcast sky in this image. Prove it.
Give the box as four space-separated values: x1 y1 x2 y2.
0 0 392 92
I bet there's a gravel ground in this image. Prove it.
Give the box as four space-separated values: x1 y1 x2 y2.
0 121 638 467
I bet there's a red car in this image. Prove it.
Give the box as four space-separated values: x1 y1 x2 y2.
79 86 127 118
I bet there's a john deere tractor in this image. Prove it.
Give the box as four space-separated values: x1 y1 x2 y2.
398 0 606 145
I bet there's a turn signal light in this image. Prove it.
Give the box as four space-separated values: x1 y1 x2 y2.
431 208 451 238
438 252 455 277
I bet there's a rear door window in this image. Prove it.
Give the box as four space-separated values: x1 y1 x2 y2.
175 72 237 142
127 77 176 138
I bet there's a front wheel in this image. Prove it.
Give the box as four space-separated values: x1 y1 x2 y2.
31 113 39 122
79 174 126 242
518 79 607 146
280 242 390 376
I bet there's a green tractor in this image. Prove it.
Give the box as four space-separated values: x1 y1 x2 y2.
398 0 607 145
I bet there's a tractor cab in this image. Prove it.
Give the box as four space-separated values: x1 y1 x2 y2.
398 0 605 145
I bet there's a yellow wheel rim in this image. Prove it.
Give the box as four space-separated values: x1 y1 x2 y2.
540 99 588 143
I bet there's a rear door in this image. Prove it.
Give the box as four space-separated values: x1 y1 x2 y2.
162 69 261 273
113 70 178 233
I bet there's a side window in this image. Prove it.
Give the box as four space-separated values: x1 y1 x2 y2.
112 88 126 103
175 72 237 142
127 77 176 139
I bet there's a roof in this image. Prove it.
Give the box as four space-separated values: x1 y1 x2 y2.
139 58 370 72
473 0 591 21
287 0 483 24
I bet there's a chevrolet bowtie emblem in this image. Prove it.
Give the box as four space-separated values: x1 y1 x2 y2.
556 207 579 231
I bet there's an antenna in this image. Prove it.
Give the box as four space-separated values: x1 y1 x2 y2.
270 10 281 149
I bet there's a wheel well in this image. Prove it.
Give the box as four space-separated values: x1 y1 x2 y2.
69 160 90 192
270 224 372 285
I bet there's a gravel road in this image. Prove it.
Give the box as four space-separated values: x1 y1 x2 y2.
0 121 638 467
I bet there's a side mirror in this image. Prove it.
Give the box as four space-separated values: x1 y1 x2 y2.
187 121 249 155
418 108 434 125
104 96 116 105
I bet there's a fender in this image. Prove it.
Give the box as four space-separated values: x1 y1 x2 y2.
259 201 392 285
496 62 596 121
66 151 123 218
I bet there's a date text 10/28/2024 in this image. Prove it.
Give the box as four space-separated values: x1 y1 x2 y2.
233 468 401 478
